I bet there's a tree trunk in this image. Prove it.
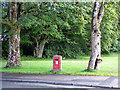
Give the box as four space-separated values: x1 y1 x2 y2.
6 29 21 68
33 39 46 58
88 24 102 70
88 0 108 70
6 2 21 68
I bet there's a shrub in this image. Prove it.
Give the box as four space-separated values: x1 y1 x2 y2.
43 42 84 58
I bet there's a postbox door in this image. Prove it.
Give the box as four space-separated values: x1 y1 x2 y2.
54 57 60 70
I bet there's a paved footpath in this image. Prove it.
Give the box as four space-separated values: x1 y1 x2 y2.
1 72 120 89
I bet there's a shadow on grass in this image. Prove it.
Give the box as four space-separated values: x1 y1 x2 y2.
82 69 97 72
49 70 62 74
3 65 22 69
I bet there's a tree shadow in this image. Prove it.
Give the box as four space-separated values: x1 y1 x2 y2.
49 70 61 74
82 69 96 72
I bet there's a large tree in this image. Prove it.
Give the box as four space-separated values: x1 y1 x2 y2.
19 2 64 58
88 0 108 70
20 2 88 58
6 2 24 68
1 1 24 68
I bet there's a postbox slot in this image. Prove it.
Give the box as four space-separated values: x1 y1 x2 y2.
55 59 58 60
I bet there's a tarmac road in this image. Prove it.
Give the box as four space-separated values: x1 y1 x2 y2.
1 72 120 89
2 81 94 88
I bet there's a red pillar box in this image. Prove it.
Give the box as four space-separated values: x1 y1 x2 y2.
53 55 62 72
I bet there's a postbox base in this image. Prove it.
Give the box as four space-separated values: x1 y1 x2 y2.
53 69 61 72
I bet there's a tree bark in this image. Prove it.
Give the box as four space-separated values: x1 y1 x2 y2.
88 0 108 70
6 1 22 68
6 29 21 68
33 39 46 58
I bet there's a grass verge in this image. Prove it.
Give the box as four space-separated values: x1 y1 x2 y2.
1 54 118 76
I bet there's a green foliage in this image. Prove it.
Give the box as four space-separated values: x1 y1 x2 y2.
101 2 119 54
44 42 84 58
2 41 9 59
1 2 119 58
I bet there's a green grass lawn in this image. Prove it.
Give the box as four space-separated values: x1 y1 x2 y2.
1 54 118 76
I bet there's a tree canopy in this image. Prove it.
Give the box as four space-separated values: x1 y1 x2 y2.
1 2 119 59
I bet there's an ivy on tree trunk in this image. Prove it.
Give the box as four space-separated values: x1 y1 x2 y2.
88 0 108 70
6 2 24 68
